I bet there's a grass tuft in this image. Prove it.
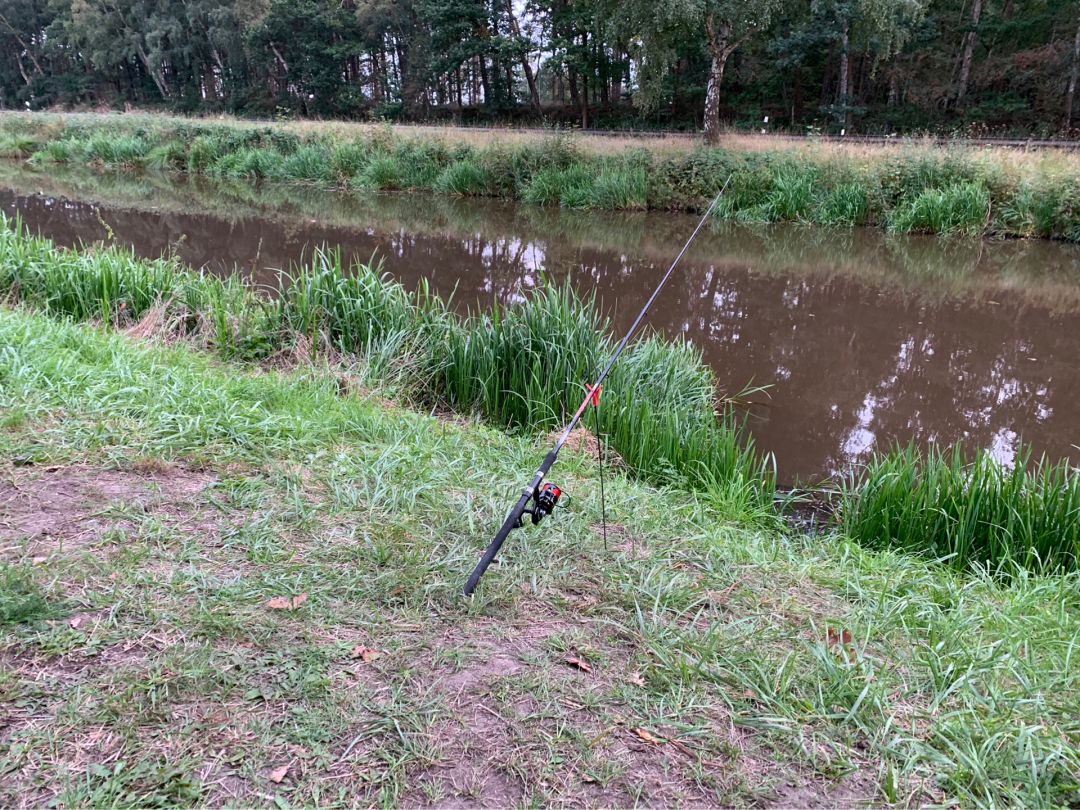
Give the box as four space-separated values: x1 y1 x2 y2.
0 565 54 625
433 159 489 196
888 182 990 236
842 444 1080 574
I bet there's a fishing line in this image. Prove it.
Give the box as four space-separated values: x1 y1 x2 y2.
591 384 607 551
462 177 732 597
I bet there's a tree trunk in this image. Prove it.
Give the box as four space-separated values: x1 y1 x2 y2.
504 0 540 110
478 54 491 106
703 15 733 145
1067 18 1080 130
580 32 589 127
610 46 623 102
0 12 44 75
15 53 31 87
837 22 850 128
956 0 982 103
135 42 171 99
371 54 382 103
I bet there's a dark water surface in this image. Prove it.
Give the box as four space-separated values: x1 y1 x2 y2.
3 163 1080 483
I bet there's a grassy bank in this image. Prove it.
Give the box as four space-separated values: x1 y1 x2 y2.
5 216 1080 575
0 215 771 513
2 308 1079 806
3 112 1080 241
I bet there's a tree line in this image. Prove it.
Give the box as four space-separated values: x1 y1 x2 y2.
2 0 1079 139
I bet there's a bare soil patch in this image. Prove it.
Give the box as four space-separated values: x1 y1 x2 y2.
0 463 215 555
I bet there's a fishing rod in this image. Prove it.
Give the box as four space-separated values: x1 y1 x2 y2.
462 178 731 597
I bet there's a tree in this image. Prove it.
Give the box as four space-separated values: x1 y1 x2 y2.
621 0 785 144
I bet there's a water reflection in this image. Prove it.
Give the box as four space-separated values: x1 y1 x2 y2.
2 162 1079 484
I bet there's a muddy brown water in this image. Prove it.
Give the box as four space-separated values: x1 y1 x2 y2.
3 163 1080 484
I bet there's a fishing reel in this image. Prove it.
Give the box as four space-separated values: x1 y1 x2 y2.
513 482 563 528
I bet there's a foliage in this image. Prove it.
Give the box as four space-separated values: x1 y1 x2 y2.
0 0 1076 136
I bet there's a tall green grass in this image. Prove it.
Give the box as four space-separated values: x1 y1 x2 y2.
0 215 771 506
433 159 489 196
841 444 1080 574
0 134 36 158
6 115 1079 240
888 182 990 236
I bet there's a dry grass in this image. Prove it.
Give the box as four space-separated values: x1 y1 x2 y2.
12 110 1080 168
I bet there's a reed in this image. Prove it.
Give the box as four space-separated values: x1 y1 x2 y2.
841 444 1080 574
521 164 592 206
812 181 870 226
438 284 604 429
355 153 403 190
0 214 260 356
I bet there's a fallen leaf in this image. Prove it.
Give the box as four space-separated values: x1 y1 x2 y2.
68 615 84 629
826 627 853 648
632 727 664 745
351 645 381 663
266 593 308 611
565 656 593 673
268 764 289 784
626 672 646 687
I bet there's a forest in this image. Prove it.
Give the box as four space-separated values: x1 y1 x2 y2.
1 0 1078 138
